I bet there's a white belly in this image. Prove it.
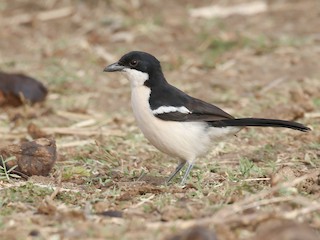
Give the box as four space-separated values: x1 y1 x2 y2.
130 86 239 161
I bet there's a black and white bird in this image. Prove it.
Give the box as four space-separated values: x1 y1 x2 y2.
103 51 310 185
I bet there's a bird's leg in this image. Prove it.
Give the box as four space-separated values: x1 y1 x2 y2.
166 161 186 183
180 162 194 185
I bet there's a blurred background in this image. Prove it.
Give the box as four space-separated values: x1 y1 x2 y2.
1 0 319 115
0 1 319 239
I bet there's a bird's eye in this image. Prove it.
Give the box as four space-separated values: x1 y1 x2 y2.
129 60 138 67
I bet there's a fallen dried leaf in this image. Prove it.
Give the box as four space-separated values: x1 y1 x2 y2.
0 72 48 107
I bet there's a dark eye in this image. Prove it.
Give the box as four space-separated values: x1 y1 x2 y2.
129 59 138 67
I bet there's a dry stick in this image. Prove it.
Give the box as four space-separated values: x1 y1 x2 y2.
3 7 74 26
55 110 95 121
0 128 105 137
57 139 96 149
129 194 155 209
49 170 62 200
41 127 113 136
214 170 320 219
242 177 270 182
305 112 320 119
0 179 80 193
147 170 320 229
259 77 287 94
31 183 80 193
147 197 295 230
70 119 97 128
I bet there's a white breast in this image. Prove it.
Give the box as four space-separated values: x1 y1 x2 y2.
123 68 240 161
131 85 215 161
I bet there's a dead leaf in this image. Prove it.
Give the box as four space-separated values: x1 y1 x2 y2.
0 72 48 107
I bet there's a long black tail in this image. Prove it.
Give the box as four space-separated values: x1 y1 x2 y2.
210 118 310 132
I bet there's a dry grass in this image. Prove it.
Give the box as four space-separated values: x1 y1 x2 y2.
0 0 319 239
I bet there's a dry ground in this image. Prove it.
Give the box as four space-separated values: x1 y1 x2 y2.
0 0 320 239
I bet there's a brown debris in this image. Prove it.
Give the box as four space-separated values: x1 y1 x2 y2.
0 72 48 107
139 174 167 185
271 167 320 194
298 170 320 194
290 88 314 112
27 123 49 139
0 138 57 177
117 183 164 201
97 210 123 218
167 226 217 240
37 197 57 215
270 166 297 187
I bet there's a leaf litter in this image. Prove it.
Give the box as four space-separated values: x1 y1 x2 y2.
0 0 319 239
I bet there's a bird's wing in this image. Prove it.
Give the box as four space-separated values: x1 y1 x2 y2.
150 85 234 122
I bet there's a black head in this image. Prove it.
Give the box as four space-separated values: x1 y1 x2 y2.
104 51 166 87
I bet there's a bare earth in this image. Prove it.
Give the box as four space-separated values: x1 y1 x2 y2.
0 0 319 239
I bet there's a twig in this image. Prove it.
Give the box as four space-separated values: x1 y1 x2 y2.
57 139 96 148
127 194 155 209
70 119 97 128
147 171 320 229
43 127 100 136
41 127 120 136
49 170 62 200
305 112 320 119
259 77 287 94
55 110 95 121
215 170 320 219
93 46 117 63
242 177 270 182
3 7 74 26
0 180 80 193
190 1 267 19
30 183 80 193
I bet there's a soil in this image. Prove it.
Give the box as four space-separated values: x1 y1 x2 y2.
0 0 319 239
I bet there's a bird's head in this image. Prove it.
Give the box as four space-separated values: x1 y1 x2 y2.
103 51 165 88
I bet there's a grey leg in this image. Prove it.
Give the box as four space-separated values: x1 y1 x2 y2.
180 162 194 185
166 161 186 183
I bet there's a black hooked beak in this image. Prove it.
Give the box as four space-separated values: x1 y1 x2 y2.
103 62 125 72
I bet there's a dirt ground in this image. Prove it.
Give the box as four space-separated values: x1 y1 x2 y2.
0 0 320 239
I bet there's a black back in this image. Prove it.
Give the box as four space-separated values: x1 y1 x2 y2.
119 51 234 122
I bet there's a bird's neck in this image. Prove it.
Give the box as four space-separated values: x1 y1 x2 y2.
144 70 168 88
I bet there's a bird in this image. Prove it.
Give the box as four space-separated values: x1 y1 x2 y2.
103 51 310 185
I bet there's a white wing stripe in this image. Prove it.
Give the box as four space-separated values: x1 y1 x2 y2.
152 106 191 115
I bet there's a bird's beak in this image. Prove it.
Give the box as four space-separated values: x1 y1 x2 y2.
103 62 125 72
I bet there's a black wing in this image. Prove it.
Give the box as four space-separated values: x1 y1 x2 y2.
149 84 234 122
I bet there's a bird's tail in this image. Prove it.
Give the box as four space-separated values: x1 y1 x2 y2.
210 118 310 132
